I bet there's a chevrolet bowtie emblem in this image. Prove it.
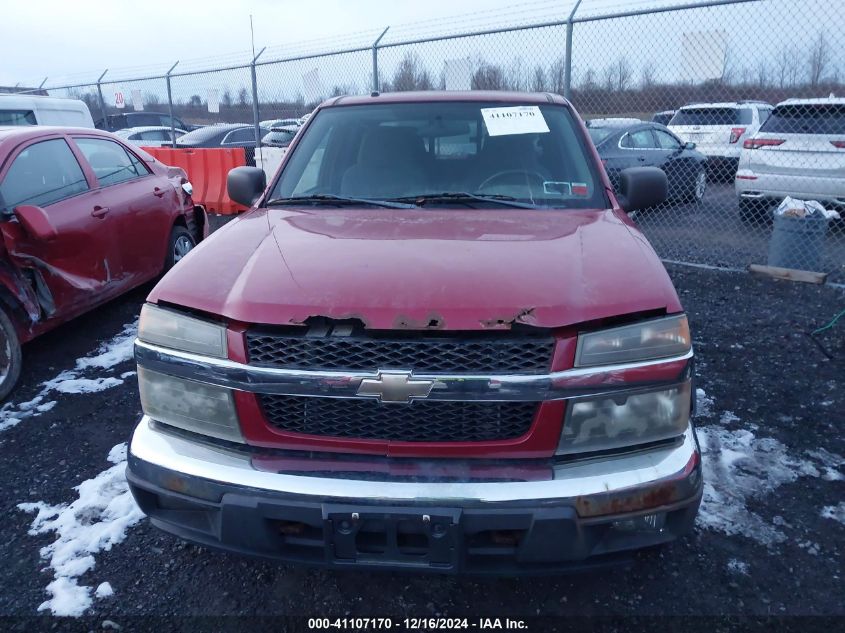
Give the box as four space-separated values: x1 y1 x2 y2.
356 371 435 403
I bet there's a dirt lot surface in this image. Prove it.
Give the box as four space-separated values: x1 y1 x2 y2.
0 263 842 632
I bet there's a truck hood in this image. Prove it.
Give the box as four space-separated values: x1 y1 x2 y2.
149 207 681 330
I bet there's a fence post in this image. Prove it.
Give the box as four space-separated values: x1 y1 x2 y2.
165 61 179 148
96 69 109 126
564 0 583 100
371 27 390 93
251 47 266 149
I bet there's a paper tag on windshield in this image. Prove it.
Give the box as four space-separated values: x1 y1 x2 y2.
481 106 550 137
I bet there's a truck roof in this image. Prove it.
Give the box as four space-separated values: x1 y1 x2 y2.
323 91 570 107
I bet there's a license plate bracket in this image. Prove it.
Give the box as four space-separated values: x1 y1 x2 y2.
323 505 462 569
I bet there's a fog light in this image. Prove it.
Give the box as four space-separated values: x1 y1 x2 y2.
138 366 243 443
612 513 666 533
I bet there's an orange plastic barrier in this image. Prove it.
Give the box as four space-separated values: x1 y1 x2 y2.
144 147 248 215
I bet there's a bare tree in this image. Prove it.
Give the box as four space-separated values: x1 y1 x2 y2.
756 61 771 88
532 65 547 92
579 67 598 91
808 32 831 87
237 87 249 106
775 47 801 88
640 61 657 89
221 90 233 107
391 52 433 91
507 57 527 91
472 64 507 90
548 58 566 94
602 57 632 92
188 95 202 107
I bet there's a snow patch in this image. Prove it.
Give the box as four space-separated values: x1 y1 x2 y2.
694 389 844 546
726 559 749 575
0 320 137 433
821 502 845 525
719 410 739 424
17 442 144 617
695 388 714 418
95 582 114 598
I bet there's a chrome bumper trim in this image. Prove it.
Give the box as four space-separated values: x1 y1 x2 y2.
129 416 699 504
134 340 693 403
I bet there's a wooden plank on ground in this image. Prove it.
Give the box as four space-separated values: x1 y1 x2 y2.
748 264 828 284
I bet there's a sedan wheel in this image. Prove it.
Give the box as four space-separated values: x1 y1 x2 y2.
165 225 197 271
173 235 194 263
0 307 23 401
692 169 707 202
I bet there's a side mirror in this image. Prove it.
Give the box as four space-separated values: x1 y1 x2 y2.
14 205 58 241
227 166 267 207
617 166 667 213
684 141 696 150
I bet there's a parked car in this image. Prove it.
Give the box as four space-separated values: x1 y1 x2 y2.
260 118 301 130
114 126 187 148
736 97 845 221
95 112 193 133
0 95 94 127
261 125 298 148
174 123 270 149
0 126 204 399
588 119 707 203
669 101 773 180
127 91 701 574
652 110 676 126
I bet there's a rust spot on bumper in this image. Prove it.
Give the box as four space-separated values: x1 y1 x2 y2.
576 454 701 518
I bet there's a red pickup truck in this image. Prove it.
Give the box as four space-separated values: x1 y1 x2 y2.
127 91 701 574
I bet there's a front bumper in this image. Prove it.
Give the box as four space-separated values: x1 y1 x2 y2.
127 417 702 574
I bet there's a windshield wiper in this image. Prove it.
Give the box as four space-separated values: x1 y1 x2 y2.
392 192 540 209
265 194 416 209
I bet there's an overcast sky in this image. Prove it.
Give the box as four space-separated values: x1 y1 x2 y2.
2 0 584 86
3 0 838 94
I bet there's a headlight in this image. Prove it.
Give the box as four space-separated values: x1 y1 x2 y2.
575 315 690 368
556 381 691 455
138 367 242 442
138 303 227 358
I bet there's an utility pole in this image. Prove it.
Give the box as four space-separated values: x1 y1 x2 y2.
372 27 390 93
96 69 109 125
564 0 583 100
166 61 179 148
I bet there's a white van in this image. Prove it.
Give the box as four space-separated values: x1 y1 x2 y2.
0 94 95 128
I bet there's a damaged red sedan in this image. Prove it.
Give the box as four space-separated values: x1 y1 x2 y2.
0 126 202 399
128 91 701 574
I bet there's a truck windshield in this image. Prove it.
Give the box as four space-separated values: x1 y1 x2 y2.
269 101 605 210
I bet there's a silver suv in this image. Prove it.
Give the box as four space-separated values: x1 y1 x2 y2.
669 101 773 179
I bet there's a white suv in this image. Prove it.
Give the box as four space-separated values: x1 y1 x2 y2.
735 97 845 221
668 101 773 180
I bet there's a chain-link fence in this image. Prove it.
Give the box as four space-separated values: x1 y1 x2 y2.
16 0 845 281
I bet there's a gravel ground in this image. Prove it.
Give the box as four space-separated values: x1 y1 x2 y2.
0 263 842 631
636 183 845 283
